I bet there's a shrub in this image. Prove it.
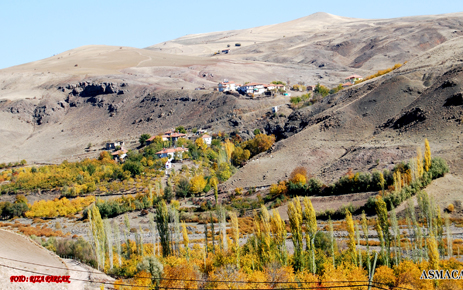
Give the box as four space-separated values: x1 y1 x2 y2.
448 204 455 212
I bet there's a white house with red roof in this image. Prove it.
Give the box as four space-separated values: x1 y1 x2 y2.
111 148 128 162
156 147 188 161
201 134 212 145
218 80 236 92
345 75 363 83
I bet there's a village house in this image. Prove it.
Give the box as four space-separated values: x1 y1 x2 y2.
345 74 363 83
218 80 236 92
146 130 187 144
111 148 128 162
156 147 189 161
238 83 266 94
201 134 212 145
106 141 124 150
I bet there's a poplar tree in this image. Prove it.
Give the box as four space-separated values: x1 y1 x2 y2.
104 219 113 270
375 196 390 265
424 139 431 172
169 206 180 255
303 197 317 274
270 209 287 265
181 222 190 260
446 213 452 259
345 209 357 265
210 212 216 254
148 213 158 256
88 204 106 271
390 205 401 265
229 211 240 267
156 200 171 257
288 197 303 271
204 222 209 257
428 233 439 270
217 205 228 251
355 223 362 269
328 217 336 268
124 214 131 258
361 212 370 274
113 222 122 267
417 147 424 177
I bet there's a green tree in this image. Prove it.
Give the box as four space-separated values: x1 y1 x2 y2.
88 204 106 271
175 178 191 199
139 134 151 146
175 126 187 134
122 161 143 177
156 200 171 257
314 83 330 97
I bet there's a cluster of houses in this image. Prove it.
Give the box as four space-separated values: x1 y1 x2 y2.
342 75 363 88
217 74 363 95
105 130 212 169
218 80 286 95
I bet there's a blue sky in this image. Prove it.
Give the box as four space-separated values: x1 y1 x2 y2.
1 0 462 69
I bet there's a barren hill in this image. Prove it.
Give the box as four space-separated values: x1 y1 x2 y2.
221 36 463 190
147 12 463 73
1 12 463 168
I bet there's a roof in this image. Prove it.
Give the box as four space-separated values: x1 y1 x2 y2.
111 149 128 156
201 134 211 138
169 133 186 138
245 82 264 86
156 147 188 155
147 135 157 142
219 81 235 85
345 75 363 79
342 82 353 87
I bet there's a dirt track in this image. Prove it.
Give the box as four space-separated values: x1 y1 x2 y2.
0 229 114 290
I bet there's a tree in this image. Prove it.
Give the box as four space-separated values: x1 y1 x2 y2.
122 161 143 177
303 197 317 274
217 163 232 182
195 138 207 151
210 177 219 204
139 134 151 147
190 175 207 196
424 138 431 172
175 126 186 134
231 147 251 167
88 204 105 271
245 134 275 156
224 140 235 163
156 200 171 257
175 178 191 199
287 197 303 271
314 83 330 97
345 209 357 265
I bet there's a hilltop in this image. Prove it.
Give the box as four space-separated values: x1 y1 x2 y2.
0 11 463 174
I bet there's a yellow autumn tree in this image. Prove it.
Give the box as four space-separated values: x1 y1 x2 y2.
345 209 357 265
195 138 207 150
190 175 207 196
224 139 235 164
425 138 431 172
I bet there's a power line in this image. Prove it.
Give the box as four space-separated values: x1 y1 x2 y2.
0 261 389 290
0 256 409 290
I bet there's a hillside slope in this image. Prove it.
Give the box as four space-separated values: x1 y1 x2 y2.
221 36 463 190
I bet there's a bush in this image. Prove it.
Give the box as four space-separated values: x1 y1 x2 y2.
429 157 449 178
122 161 143 177
54 237 97 268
